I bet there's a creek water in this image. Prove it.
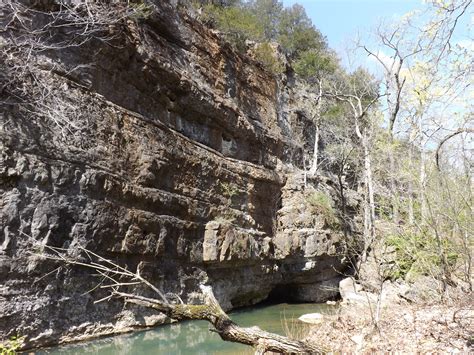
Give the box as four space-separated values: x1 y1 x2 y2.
34 303 333 355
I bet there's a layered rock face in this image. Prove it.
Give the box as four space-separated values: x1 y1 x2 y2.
0 2 359 348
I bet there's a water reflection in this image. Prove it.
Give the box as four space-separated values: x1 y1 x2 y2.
35 303 332 355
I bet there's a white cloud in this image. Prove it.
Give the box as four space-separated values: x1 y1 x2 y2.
455 39 474 51
367 50 396 70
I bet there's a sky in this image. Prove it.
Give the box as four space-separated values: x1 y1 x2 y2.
280 0 473 148
281 0 472 71
281 0 424 56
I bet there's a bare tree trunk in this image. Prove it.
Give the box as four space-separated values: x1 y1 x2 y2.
366 142 376 233
389 148 399 222
407 145 415 225
357 127 376 262
388 125 398 223
419 144 427 224
461 135 473 291
418 115 428 224
362 134 376 261
309 121 320 174
309 80 323 175
303 153 307 188
326 87 380 263
337 172 347 237
425 198 449 297
463 230 472 291
436 132 473 291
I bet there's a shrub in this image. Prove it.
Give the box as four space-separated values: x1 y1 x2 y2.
128 2 154 21
293 49 337 79
214 181 240 225
0 336 25 355
214 211 237 225
201 4 264 50
385 231 458 281
306 191 339 228
219 181 239 199
253 42 285 74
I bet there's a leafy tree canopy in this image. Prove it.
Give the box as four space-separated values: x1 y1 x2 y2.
196 0 332 75
277 4 326 58
294 49 338 80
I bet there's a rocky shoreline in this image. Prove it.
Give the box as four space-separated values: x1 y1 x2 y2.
304 276 473 353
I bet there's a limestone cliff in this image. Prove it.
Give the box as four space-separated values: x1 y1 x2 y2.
0 2 360 348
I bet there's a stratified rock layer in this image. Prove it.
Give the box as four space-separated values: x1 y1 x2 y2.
0 2 359 348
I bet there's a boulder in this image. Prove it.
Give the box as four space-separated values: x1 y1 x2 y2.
298 313 324 324
339 277 377 305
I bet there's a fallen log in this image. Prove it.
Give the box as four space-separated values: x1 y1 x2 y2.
35 243 326 354
116 286 325 354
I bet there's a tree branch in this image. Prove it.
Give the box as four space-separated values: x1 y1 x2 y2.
435 128 474 170
33 242 326 354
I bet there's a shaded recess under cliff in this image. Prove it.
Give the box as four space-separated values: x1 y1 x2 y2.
0 1 361 349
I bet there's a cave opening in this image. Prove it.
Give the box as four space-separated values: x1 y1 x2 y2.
257 283 342 307
263 284 300 305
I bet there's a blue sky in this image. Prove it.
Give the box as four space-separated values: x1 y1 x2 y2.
281 0 423 49
280 0 472 72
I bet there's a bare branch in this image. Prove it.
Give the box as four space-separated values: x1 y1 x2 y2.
436 128 474 170
31 241 327 354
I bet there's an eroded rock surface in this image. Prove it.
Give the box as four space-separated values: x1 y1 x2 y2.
0 2 360 348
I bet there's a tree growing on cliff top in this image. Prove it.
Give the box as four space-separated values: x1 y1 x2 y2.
277 4 326 58
249 0 283 40
197 0 328 72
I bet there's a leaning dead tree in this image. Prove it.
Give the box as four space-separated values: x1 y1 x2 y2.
38 245 326 354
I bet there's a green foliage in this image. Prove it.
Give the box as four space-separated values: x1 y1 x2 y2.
254 42 285 74
198 0 328 61
348 67 380 101
306 191 339 228
202 4 264 50
323 103 344 119
128 2 154 20
293 49 337 79
385 231 458 281
321 102 350 138
0 336 24 355
219 181 239 199
249 0 283 40
277 4 326 58
216 181 239 224
375 195 394 221
201 3 286 74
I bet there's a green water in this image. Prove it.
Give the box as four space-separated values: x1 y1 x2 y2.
34 303 333 355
